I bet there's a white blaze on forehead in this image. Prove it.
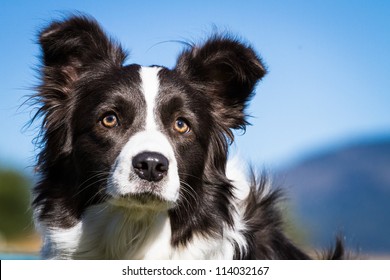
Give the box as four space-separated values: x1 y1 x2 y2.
139 66 161 130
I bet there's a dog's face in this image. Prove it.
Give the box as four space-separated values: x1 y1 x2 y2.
71 65 213 210
35 16 265 215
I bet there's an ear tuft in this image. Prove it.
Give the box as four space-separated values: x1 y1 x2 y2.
39 15 127 71
175 35 266 130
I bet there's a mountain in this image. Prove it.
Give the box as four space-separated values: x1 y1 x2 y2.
274 138 390 255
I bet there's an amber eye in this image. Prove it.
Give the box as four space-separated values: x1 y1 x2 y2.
173 118 190 134
101 113 119 128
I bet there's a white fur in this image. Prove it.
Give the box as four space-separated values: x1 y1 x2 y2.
40 220 83 259
227 156 251 200
226 155 272 257
140 66 161 130
171 233 235 259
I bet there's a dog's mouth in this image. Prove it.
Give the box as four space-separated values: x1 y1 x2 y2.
108 192 174 211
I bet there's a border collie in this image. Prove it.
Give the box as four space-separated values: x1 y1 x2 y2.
32 15 343 259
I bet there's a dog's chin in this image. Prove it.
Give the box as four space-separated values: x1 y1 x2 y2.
108 192 175 212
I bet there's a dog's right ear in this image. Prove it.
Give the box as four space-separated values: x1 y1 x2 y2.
39 15 126 84
35 16 127 164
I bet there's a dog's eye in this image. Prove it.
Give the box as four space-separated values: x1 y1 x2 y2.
173 118 190 134
101 113 119 128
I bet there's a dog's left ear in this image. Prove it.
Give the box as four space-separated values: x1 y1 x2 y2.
175 36 266 130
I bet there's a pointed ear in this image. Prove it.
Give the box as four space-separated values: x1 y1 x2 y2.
39 15 127 83
175 36 266 130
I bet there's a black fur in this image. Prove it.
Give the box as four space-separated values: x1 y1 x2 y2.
32 15 343 259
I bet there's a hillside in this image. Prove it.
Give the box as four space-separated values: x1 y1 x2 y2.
275 138 390 255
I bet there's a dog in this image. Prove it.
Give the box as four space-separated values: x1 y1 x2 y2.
31 15 343 259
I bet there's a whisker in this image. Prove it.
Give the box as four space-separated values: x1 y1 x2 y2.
178 172 203 182
73 177 108 199
73 171 113 197
178 180 198 215
179 181 198 203
83 186 109 206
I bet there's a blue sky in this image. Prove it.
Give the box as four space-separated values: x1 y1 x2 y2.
1 0 389 172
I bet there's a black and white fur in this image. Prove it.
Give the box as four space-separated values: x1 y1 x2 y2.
32 15 342 259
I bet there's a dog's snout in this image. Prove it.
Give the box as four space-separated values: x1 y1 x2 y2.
132 152 169 182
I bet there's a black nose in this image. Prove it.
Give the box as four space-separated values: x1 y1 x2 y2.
132 152 169 182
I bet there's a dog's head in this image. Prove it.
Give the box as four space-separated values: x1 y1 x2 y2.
35 16 266 215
